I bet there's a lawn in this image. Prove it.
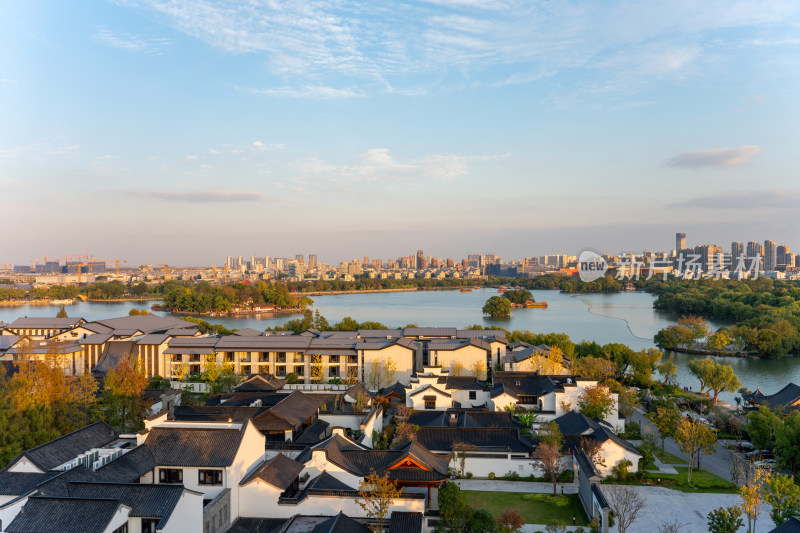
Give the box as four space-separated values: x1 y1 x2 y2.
652 447 687 465
461 491 588 526
642 467 737 493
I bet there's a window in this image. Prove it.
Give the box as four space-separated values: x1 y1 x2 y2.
142 519 159 533
276 366 286 377
469 391 477 400
199 469 223 486
241 365 251 375
294 366 304 376
159 468 183 484
424 396 436 410
112 525 128 533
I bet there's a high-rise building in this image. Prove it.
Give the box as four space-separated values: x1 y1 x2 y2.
416 250 424 270
777 245 791 267
676 232 686 253
308 254 317 269
746 242 763 260
764 240 777 271
446 258 454 268
226 256 232 269
731 242 743 261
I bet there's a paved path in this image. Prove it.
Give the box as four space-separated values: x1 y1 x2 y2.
455 479 578 494
598 485 773 533
632 409 734 482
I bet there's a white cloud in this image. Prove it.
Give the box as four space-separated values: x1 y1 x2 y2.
94 27 171 54
667 145 763 168
234 84 365 99
132 189 263 202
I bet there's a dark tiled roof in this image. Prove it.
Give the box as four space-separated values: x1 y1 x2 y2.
33 466 98 497
491 373 555 399
5 497 124 533
769 517 800 533
14 421 117 471
173 405 265 423
415 427 532 453
306 471 356 491
556 412 641 457
145 424 247 467
407 410 519 429
313 512 371 533
8 317 86 329
79 333 113 345
232 328 264 336
94 445 156 482
164 337 217 354
235 373 287 392
574 448 601 479
404 327 457 337
744 383 800 410
380 382 406 398
240 453 304 489
443 377 486 391
295 419 331 444
227 518 290 533
592 483 611 510
408 385 450 398
389 512 424 533
269 391 321 427
136 333 170 345
0 472 57 497
67 482 184 528
93 315 195 334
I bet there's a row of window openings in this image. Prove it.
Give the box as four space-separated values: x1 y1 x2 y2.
171 353 358 364
159 468 222 485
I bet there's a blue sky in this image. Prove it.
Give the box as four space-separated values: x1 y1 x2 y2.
2 1 799 265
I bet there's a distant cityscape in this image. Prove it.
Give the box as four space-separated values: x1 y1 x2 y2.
3 233 800 285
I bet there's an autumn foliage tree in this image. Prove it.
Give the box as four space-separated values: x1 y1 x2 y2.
357 471 401 533
532 421 564 495
102 356 148 433
648 405 681 451
674 417 717 483
577 385 615 420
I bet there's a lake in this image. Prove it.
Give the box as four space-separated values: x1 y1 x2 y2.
2 289 797 404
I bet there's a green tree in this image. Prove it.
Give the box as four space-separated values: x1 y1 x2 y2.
573 356 617 382
674 417 717 483
56 305 68 318
688 358 716 394
483 296 512 318
657 353 678 386
707 505 744 533
706 362 742 402
761 473 800 526
102 357 148 433
502 289 533 305
746 406 782 451
437 481 472 533
775 411 800 476
649 406 681 451
707 330 732 351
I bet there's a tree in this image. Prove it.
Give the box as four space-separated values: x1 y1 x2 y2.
502 288 533 305
392 422 419 447
707 506 744 533
577 385 615 420
605 484 645 533
497 508 524 533
469 509 497 533
526 346 568 375
707 330 732 351
310 354 325 383
775 411 800 476
102 356 148 433
366 357 397 390
580 437 607 471
472 360 487 380
573 356 617 382
618 388 639 420
438 481 471 533
688 358 716 394
740 467 769 533
532 442 562 495
356 471 401 533
202 354 221 384
545 520 566 533
657 353 678 386
761 472 800 526
451 361 467 377
483 296 512 318
678 315 711 341
746 406 782 451
706 362 742 402
56 305 68 318
673 417 717 483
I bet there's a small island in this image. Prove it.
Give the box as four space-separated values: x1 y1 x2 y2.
482 288 535 318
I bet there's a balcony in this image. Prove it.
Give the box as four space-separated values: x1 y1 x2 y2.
188 355 201 363
328 355 340 364
347 356 358 364
276 354 287 364
259 354 270 363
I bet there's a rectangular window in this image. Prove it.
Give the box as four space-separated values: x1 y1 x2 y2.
276 365 286 377
294 366 304 376
241 365 251 375
113 525 129 533
469 391 477 400
159 468 183 484
424 396 436 410
198 469 223 486
141 519 159 533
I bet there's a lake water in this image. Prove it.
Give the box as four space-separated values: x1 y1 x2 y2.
3 289 797 404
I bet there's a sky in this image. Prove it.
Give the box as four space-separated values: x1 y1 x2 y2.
2 1 799 266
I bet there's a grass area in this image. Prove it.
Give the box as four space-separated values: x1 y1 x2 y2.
461 491 588 525
652 447 687 465
641 467 737 493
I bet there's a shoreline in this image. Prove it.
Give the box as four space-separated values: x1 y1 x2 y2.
290 286 470 296
87 297 163 303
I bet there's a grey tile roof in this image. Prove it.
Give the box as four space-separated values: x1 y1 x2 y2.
232 328 264 336
93 340 137 374
5 497 125 533
13 421 117 471
305 471 356 491
269 391 321 427
389 512 424 533
490 373 555 399
94 445 156 482
455 330 508 343
227 518 290 533
294 419 330 444
215 336 312 350
234 374 287 392
415 427 532 453
769 517 800 533
8 317 86 330
173 405 266 423
312 512 371 533
404 327 458 337
358 329 403 338
240 453 304 489
0 472 57 497
744 383 800 411
67 482 184 528
164 337 218 354
93 315 195 334
144 424 247 467
443 376 486 391
78 333 114 345
408 384 450 398
135 333 171 345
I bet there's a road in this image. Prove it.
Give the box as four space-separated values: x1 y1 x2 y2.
631 409 735 482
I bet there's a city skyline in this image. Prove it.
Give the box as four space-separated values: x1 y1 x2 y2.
2 1 799 264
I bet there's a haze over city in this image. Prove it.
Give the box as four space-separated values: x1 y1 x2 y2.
2 1 799 264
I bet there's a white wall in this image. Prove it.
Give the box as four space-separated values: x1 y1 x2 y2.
302 450 362 489
449 389 490 408
100 506 131 533
595 441 640 477
319 413 362 431
0 495 29 530
363 345 416 387
432 346 487 374
407 390 450 410
360 408 383 448
5 457 43 473
460 456 542 478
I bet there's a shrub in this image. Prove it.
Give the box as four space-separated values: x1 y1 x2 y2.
286 372 300 384
557 469 574 483
488 472 496 480
503 471 521 481
612 459 633 481
466 472 473 479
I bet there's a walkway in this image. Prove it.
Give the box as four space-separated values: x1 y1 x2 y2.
455 479 578 494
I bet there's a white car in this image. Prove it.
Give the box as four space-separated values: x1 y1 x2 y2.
754 459 777 468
